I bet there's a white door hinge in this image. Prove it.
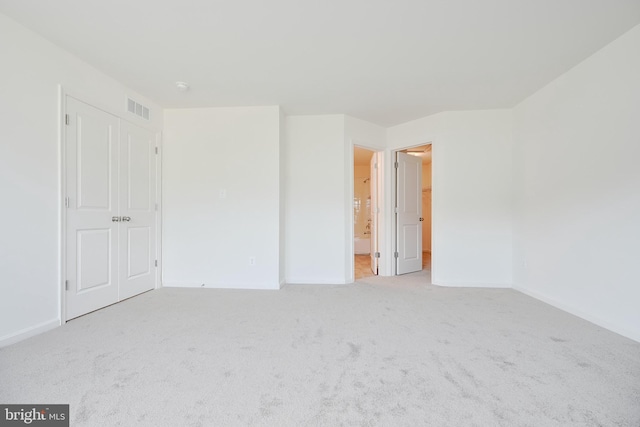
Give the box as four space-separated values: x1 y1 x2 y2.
154 260 158 267
374 252 381 258
65 114 70 125
394 252 399 258
65 280 69 291
65 197 70 208
155 147 158 155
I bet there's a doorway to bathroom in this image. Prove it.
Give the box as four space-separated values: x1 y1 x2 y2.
353 146 378 280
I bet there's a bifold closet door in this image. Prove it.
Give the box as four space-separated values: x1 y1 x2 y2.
66 97 156 320
65 97 120 319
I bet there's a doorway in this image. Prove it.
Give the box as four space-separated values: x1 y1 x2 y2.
63 96 159 320
353 146 378 280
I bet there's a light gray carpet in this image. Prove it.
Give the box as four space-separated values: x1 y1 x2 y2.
1 271 639 426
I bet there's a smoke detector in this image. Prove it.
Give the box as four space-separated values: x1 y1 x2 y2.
175 81 190 92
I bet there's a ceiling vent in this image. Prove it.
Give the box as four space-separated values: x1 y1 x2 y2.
126 97 150 120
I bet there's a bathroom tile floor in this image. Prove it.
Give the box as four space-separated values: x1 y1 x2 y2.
355 251 431 280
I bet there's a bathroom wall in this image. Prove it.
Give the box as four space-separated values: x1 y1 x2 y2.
353 174 371 239
354 165 370 178
354 154 373 245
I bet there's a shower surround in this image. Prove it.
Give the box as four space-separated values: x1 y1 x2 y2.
354 176 371 255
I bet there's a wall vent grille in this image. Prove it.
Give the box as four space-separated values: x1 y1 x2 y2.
126 97 150 120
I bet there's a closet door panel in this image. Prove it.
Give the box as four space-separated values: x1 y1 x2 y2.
118 121 157 300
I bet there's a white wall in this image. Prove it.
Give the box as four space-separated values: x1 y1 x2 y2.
513 24 640 342
284 115 348 283
0 13 163 345
162 107 281 289
279 109 286 286
345 116 387 148
387 110 514 287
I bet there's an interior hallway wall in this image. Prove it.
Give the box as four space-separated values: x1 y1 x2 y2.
513 24 640 342
279 109 287 286
284 115 347 284
0 13 163 345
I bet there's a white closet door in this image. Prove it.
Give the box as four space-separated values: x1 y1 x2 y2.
65 97 120 319
396 152 422 274
118 121 157 300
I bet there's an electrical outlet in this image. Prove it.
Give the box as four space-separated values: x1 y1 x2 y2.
249 257 256 266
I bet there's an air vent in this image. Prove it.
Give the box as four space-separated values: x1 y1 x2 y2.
126 97 150 120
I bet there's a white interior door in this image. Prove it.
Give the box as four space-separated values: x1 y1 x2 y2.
370 153 378 275
66 97 157 319
396 152 422 274
118 122 157 300
65 97 119 319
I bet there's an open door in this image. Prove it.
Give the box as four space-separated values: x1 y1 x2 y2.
370 153 378 275
396 152 422 274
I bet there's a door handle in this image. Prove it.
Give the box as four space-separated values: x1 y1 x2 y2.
112 216 121 222
122 216 131 222
419 218 424 221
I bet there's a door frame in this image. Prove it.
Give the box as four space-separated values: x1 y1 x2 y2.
58 86 163 324
388 142 434 277
346 140 386 283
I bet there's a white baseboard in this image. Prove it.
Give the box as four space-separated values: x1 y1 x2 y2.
514 286 640 343
162 281 280 290
285 278 349 285
432 281 511 288
0 319 60 348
